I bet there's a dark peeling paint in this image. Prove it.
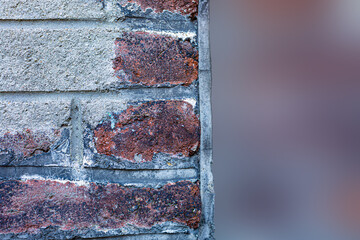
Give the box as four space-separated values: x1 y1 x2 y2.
94 100 200 162
0 129 61 158
0 180 201 234
122 0 199 19
113 32 198 87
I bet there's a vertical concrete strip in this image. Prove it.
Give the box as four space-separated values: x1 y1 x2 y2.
70 98 84 178
198 0 215 239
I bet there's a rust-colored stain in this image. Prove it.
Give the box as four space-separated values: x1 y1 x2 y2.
0 129 61 158
113 32 198 87
0 180 201 234
94 100 200 162
124 0 199 19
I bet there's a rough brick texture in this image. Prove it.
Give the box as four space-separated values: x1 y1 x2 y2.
0 0 199 21
0 129 61 158
0 100 71 166
0 0 105 20
0 28 121 92
121 0 199 19
113 32 198 87
0 180 201 234
0 0 213 239
94 100 200 162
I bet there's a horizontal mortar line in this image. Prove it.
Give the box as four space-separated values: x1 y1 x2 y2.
0 86 190 94
0 166 199 182
0 18 197 30
0 19 124 29
0 165 196 171
80 233 195 240
0 87 198 101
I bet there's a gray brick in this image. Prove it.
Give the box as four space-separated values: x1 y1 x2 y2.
0 28 122 92
0 100 71 134
0 0 106 20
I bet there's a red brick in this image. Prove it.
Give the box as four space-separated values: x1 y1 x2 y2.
0 129 61 158
113 32 198 87
94 100 200 162
123 0 199 19
0 180 201 234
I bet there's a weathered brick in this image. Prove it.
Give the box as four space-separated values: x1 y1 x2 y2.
0 0 105 20
113 32 198 87
119 0 199 19
0 28 122 92
0 100 70 164
0 129 61 158
93 100 200 162
0 0 199 21
0 180 201 234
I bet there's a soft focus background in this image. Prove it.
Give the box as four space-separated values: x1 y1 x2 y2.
211 0 360 239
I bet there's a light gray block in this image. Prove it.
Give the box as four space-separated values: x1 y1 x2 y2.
0 100 71 135
0 28 123 92
0 0 106 20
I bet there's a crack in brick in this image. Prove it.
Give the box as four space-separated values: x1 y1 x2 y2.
0 129 61 158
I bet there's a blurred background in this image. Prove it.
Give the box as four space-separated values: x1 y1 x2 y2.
210 0 360 239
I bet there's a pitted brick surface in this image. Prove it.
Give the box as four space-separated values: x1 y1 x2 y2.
0 0 105 20
0 129 61 158
113 32 198 87
0 180 201 234
121 0 199 19
94 100 200 162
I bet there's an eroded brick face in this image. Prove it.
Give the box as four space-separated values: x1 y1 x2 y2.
113 32 198 87
0 129 61 158
94 100 200 162
123 0 199 19
0 180 201 234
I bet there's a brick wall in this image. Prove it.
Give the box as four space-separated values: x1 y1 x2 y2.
0 0 214 239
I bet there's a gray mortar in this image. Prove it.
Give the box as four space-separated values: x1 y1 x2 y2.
0 222 195 240
0 166 198 189
1 233 197 240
